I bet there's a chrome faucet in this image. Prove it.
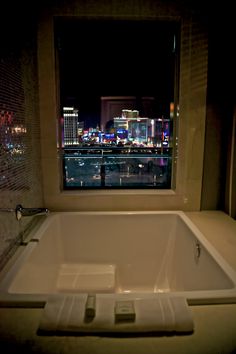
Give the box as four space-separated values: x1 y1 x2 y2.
15 204 50 221
0 205 50 245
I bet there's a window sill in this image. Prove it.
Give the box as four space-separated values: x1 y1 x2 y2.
60 189 176 196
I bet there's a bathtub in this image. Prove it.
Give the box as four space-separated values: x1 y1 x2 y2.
0 211 236 307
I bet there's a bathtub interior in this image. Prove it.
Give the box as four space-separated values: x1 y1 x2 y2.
1 211 236 305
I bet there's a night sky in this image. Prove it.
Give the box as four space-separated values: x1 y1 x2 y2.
55 19 178 127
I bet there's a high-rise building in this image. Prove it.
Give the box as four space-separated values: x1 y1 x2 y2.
63 107 79 145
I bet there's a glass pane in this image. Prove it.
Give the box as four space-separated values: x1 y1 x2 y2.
63 145 172 189
55 19 179 189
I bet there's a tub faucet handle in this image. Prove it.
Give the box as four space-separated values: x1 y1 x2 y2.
15 204 50 221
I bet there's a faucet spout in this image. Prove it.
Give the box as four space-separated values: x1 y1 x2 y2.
15 204 50 221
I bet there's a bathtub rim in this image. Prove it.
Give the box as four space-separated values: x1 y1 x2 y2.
1 289 236 308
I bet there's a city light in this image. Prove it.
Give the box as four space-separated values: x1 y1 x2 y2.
61 105 173 189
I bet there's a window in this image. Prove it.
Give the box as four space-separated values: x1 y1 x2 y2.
55 19 179 189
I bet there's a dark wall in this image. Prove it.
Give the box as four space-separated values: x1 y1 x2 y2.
201 5 235 211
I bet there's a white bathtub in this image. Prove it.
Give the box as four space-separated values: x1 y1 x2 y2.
0 211 236 307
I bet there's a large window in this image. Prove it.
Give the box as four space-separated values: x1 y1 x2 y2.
55 19 179 189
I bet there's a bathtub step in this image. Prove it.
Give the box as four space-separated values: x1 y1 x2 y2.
57 263 116 293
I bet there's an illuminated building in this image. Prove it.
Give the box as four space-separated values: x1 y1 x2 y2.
63 107 79 145
114 114 171 147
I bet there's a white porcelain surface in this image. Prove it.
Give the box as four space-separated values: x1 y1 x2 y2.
1 211 236 306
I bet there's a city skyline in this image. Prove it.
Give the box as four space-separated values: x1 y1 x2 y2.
62 105 172 148
56 19 177 126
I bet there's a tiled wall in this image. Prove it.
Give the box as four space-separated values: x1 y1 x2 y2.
0 15 44 268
